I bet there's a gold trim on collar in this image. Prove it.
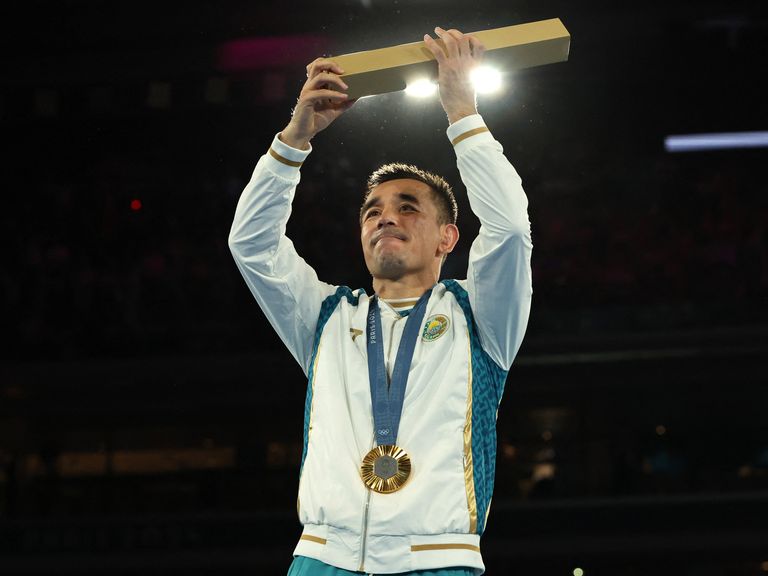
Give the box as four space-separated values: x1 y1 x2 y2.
451 126 490 147
387 300 419 309
268 147 303 167
300 534 327 545
411 543 481 552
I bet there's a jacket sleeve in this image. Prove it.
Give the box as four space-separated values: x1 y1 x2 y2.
228 134 338 375
448 115 533 371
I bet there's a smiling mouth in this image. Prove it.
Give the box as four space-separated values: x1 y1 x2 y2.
373 232 406 246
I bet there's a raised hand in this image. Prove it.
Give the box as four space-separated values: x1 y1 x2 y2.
423 27 486 124
280 58 356 150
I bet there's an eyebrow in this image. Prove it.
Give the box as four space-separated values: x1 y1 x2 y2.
361 192 421 217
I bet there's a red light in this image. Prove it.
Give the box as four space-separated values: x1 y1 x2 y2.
217 34 330 72
130 199 142 211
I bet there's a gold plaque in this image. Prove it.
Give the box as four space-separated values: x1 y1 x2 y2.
360 445 412 493
334 18 571 99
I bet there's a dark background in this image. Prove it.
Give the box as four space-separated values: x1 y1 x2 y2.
2 0 767 574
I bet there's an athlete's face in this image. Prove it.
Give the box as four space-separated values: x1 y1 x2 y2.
360 179 456 281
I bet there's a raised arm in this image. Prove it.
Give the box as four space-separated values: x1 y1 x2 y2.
425 27 533 370
228 58 356 373
280 58 355 150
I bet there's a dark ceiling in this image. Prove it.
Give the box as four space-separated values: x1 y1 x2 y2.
2 0 766 361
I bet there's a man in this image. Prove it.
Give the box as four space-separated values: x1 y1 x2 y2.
229 26 532 576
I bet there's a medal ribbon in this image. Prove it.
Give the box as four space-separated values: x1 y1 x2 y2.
366 288 432 448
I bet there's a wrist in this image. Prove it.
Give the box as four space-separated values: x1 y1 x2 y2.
446 107 478 125
278 127 311 151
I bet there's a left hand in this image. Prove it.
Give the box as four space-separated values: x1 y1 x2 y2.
423 27 485 124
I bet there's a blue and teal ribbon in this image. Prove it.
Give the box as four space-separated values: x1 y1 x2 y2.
366 289 432 447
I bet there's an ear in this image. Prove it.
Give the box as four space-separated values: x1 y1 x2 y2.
437 223 460 257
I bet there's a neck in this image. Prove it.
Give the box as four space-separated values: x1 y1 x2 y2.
373 271 438 300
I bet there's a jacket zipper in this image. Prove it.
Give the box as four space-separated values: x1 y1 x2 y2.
358 423 376 571
357 466 373 571
358 311 404 572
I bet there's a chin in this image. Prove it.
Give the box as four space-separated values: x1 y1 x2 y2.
374 255 408 279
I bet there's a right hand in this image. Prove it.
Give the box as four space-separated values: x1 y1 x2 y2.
424 27 485 124
280 58 356 150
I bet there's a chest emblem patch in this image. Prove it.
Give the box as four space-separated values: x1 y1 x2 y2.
422 314 450 342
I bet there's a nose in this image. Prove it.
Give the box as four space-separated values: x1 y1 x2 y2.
376 205 398 228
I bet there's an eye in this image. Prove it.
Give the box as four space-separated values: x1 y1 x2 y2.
365 209 380 220
400 204 416 212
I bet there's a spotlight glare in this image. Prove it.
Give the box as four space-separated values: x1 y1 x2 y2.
405 79 437 98
471 66 502 94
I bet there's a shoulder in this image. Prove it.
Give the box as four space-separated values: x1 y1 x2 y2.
437 279 469 302
319 286 368 313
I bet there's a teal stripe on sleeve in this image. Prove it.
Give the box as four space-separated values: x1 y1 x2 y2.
442 279 509 534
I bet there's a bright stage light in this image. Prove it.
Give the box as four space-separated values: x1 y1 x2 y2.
471 66 502 94
405 79 437 98
665 131 768 152
405 67 502 98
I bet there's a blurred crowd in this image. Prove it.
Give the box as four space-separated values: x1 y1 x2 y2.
4 119 766 361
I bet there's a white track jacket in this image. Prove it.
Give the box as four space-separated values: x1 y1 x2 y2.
228 114 532 574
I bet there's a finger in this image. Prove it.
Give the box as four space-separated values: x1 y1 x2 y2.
445 28 465 42
307 58 344 79
322 97 357 123
441 28 468 56
423 33 446 63
448 29 471 58
467 35 485 60
434 27 459 58
339 98 357 112
444 29 471 59
300 89 349 104
307 57 338 75
306 70 348 93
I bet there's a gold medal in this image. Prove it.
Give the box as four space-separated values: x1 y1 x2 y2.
360 445 412 493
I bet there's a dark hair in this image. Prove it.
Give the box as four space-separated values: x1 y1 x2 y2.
362 163 458 226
